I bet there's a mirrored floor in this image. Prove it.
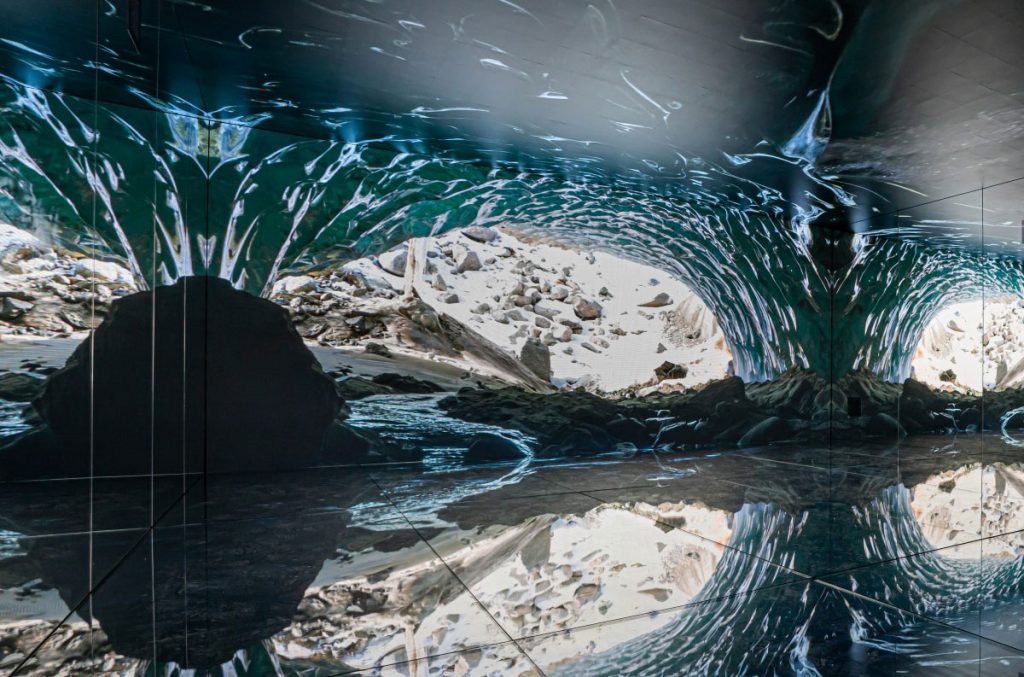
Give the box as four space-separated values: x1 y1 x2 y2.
3 432 1024 676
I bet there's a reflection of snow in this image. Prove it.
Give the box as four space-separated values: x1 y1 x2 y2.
281 503 729 674
911 464 1024 557
911 297 1024 392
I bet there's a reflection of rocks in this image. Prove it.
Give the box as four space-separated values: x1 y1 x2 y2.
0 473 423 671
912 463 1024 555
3 277 343 478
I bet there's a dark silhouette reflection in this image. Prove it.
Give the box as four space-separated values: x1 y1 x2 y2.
4 276 342 478
1 469 418 670
1 437 1024 673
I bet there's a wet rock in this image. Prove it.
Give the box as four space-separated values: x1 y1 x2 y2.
364 342 392 357
606 415 650 446
573 298 602 320
461 226 499 243
371 372 444 394
464 433 525 463
0 373 46 402
638 292 673 308
334 377 395 400
521 338 552 382
738 416 792 447
865 412 906 439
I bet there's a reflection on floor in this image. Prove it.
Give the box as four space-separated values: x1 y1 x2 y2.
1 432 1023 675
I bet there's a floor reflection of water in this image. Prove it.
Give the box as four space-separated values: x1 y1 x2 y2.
346 393 539 529
3 414 1024 675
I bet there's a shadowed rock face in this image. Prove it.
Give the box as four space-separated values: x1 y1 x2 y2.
31 276 342 477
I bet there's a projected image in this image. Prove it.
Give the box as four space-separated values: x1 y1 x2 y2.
2 0 1024 674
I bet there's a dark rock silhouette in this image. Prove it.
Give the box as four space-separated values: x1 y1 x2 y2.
24 276 342 477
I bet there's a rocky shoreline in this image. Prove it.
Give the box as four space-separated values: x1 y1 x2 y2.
317 366 1024 464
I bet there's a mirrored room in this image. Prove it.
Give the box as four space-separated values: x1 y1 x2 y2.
1 1 1024 675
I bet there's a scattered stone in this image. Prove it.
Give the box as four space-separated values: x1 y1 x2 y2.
573 298 602 320
455 250 482 273
364 342 392 357
559 318 583 334
471 302 491 314
639 292 673 308
432 275 448 291
461 226 499 243
654 361 688 382
549 285 571 301
939 369 956 383
0 297 34 320
533 299 563 319
554 326 573 342
280 275 317 294
534 316 552 328
656 343 667 354
441 292 460 304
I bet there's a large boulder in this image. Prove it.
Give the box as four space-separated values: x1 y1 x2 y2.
376 248 408 277
461 226 499 243
573 298 602 320
638 292 673 308
520 338 552 382
464 433 526 463
27 276 343 477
